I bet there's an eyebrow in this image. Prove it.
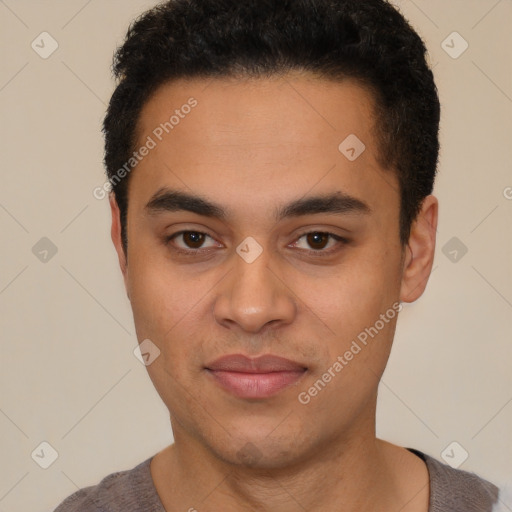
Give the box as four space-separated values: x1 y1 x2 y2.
144 188 371 221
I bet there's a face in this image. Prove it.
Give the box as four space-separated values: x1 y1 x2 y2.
110 72 436 468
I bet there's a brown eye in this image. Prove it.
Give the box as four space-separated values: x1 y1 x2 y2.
291 231 347 255
167 231 218 252
182 232 206 248
305 232 330 250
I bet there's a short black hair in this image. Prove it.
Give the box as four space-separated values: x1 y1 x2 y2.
103 0 440 252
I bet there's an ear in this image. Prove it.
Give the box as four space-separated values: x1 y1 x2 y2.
399 195 438 303
109 193 129 296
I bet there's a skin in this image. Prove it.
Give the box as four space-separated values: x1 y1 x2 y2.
110 71 438 511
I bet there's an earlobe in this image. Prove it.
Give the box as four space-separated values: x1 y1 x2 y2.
399 195 438 303
109 193 129 292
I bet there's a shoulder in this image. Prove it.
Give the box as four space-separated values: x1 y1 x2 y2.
52 457 162 512
409 449 499 512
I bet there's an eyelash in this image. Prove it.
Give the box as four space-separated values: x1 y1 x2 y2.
165 230 348 257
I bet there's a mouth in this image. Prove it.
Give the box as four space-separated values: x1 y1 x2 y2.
205 354 308 399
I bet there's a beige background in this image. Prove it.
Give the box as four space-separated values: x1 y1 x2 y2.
0 1 511 510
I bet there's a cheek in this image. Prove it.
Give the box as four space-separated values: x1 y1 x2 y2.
126 259 216 428
298 252 400 341
126 249 207 345
128 266 207 404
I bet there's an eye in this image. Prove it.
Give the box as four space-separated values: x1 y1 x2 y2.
167 231 219 251
291 231 347 254
165 230 348 257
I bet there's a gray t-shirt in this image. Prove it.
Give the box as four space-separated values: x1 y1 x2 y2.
53 448 499 511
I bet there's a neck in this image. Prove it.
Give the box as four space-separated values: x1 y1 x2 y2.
149 411 424 511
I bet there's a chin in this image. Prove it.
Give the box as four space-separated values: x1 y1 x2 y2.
203 423 311 470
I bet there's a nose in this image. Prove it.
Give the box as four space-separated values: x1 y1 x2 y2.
213 245 297 334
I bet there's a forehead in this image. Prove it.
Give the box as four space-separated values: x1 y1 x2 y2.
130 72 398 222
137 72 378 149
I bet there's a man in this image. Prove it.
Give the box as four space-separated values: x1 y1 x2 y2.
54 0 501 510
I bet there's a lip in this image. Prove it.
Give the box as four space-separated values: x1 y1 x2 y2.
205 354 307 399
